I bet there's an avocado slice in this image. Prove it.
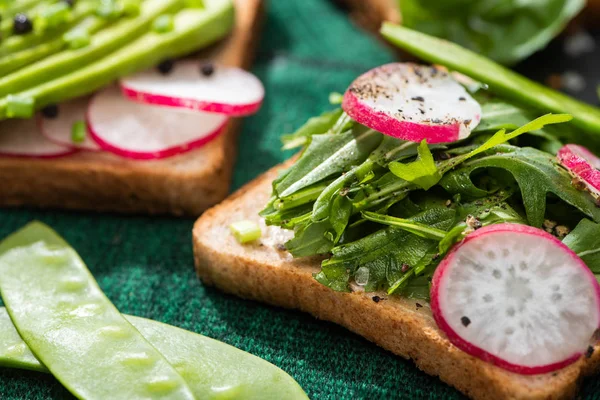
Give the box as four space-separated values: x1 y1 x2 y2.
0 0 235 119
0 0 183 97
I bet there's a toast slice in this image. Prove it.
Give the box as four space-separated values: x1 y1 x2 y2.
192 160 600 400
0 0 264 216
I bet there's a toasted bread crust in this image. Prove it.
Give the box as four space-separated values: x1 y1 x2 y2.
193 161 600 399
0 0 264 216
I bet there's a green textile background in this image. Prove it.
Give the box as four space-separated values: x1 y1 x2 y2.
0 1 599 399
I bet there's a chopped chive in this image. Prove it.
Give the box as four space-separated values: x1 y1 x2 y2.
96 0 121 19
185 0 205 8
229 221 261 244
121 0 140 16
153 15 174 34
63 28 91 49
71 121 87 144
6 95 35 118
35 2 71 32
328 92 343 105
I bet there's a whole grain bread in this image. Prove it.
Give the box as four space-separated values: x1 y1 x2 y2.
193 160 600 400
0 0 264 216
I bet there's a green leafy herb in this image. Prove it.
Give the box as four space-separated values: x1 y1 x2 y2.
441 146 600 227
280 109 343 150
397 0 584 65
563 219 600 273
389 140 441 190
276 126 382 198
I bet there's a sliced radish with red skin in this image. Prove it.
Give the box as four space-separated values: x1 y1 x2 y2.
0 119 76 158
342 63 481 144
557 144 600 199
87 87 228 160
431 223 600 375
39 98 101 151
120 62 264 117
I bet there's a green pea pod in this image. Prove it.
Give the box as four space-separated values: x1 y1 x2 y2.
0 308 308 400
0 0 234 116
0 222 195 400
0 0 182 97
380 22 600 136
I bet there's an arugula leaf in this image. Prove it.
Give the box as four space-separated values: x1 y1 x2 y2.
562 219 600 273
389 140 441 190
441 147 600 227
361 211 447 240
397 0 584 65
286 220 335 257
381 23 600 136
280 108 343 150
275 126 382 198
318 207 455 292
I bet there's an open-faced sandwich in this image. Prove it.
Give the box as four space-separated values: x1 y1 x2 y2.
193 24 600 399
0 0 265 215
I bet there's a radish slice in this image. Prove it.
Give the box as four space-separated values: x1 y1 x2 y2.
120 62 264 117
342 63 481 144
39 99 101 151
0 119 76 158
87 87 228 160
557 144 600 199
431 223 600 375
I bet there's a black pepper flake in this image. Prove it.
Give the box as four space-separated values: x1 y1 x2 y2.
276 243 286 252
463 119 472 125
157 59 174 75
459 97 466 101
411 96 425 102
586 346 594 359
13 14 33 35
415 303 423 309
41 104 59 119
201 62 215 76
419 108 425 115
461 316 471 327
372 296 381 303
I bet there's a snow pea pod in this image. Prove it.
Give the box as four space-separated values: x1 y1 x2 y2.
381 22 600 136
0 0 233 115
0 223 195 400
0 308 308 400
0 0 180 97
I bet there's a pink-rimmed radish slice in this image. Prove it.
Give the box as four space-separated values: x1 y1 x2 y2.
431 223 600 375
87 87 228 160
120 62 264 117
0 119 76 158
557 144 600 199
342 63 481 144
39 98 101 151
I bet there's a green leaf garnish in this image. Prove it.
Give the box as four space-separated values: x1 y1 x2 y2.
389 140 441 190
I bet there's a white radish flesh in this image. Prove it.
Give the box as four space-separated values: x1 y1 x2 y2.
120 62 264 117
342 63 481 144
39 98 101 151
431 223 600 375
557 144 600 199
0 119 76 158
87 87 228 160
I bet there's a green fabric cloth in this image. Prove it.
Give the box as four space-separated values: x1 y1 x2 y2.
0 1 599 399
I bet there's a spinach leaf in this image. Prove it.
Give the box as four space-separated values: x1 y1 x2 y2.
275 126 382 198
441 147 600 227
562 219 600 273
381 23 600 136
397 0 584 65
